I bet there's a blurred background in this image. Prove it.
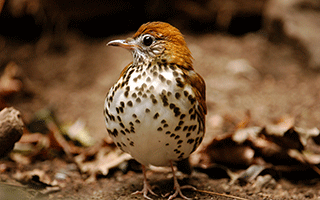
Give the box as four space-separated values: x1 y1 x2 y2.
0 0 319 141
1 1 320 199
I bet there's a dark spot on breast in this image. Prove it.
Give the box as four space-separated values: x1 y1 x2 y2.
135 119 140 123
175 92 181 99
170 133 175 137
142 94 147 98
152 99 158 104
165 143 169 146
160 93 168 107
157 127 163 131
153 112 159 119
120 101 125 108
166 80 172 85
119 107 124 113
192 125 197 131
158 74 166 82
186 133 191 137
184 91 189 97
153 71 158 77
108 129 118 137
127 101 133 107
174 107 181 117
105 109 110 118
117 116 122 121
187 139 194 144
124 91 129 97
169 103 175 109
177 140 183 144
136 97 141 103
174 135 180 140
188 95 196 104
180 114 186 120
129 141 134 146
190 114 196 120
120 130 126 135
161 119 166 124
176 78 184 88
163 124 168 128
175 126 181 131
183 126 188 131
132 93 137 98
146 77 151 82
145 108 150 113
119 123 125 128
178 121 184 126
166 131 171 135
173 71 179 77
132 114 137 118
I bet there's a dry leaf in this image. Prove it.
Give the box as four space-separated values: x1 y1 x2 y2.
74 144 132 182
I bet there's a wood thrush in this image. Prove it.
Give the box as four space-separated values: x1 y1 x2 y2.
104 22 206 200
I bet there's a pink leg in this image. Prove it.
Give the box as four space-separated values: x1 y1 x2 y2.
132 165 158 200
168 161 196 200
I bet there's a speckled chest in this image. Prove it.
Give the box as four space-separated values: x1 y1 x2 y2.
104 61 204 166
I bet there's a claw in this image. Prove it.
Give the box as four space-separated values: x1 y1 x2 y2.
132 165 158 200
167 161 196 200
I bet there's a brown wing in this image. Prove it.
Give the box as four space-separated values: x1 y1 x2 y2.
183 69 207 130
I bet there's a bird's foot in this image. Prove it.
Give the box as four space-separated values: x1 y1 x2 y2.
164 184 196 200
132 182 158 200
132 165 158 200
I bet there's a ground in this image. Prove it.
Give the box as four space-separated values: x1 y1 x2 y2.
1 28 320 200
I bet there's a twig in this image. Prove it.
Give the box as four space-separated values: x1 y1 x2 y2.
300 153 320 176
195 188 249 200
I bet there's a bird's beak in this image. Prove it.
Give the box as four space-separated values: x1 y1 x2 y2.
107 38 137 50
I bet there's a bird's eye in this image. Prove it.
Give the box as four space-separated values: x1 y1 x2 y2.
142 35 153 46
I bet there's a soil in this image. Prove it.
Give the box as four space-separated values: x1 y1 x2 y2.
1 28 320 200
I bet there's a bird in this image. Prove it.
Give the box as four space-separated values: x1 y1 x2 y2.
104 21 206 200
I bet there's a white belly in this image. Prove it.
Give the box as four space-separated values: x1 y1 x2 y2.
104 64 204 166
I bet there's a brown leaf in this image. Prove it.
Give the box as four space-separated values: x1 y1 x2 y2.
198 135 255 167
74 144 132 182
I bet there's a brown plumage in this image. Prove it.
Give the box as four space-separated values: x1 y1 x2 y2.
105 21 206 200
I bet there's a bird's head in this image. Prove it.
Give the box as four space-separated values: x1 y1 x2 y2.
107 22 193 69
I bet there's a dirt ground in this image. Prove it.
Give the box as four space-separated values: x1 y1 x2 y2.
1 26 320 200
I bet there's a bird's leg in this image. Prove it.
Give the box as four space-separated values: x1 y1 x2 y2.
132 165 158 200
167 161 196 200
